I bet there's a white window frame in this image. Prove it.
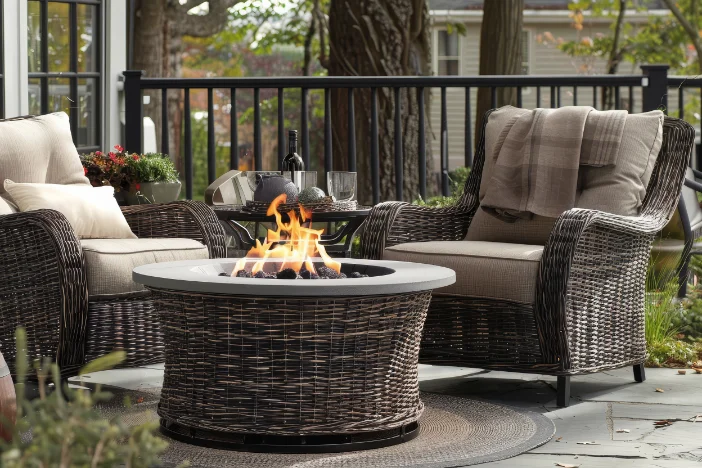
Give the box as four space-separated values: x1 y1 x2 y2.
433 27 462 76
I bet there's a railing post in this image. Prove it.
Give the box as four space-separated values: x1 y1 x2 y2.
641 64 669 112
123 70 143 154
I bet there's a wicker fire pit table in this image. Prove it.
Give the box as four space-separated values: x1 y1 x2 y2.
133 258 455 453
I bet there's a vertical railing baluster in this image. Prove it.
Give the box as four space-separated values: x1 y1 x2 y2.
301 87 310 168
573 86 578 106
254 88 262 171
207 87 216 184
230 88 238 170
418 87 426 201
557 86 562 107
441 87 449 196
615 86 621 109
628 86 634 111
371 87 380 205
324 88 332 180
394 87 403 201
277 88 284 170
550 86 556 108
592 86 597 108
490 87 497 108
678 87 684 119
516 86 523 108
465 87 473 168
348 88 356 172
536 87 541 107
418 88 427 200
161 88 169 155
184 88 193 199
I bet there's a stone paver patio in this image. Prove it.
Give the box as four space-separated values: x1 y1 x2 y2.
72 365 702 467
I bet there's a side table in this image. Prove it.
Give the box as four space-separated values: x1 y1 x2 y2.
213 205 371 257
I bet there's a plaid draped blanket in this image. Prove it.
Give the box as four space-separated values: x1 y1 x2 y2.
481 106 627 222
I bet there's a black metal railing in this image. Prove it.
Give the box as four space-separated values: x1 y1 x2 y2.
123 64 679 203
669 75 702 168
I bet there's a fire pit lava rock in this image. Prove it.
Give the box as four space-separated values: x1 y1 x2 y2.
133 258 455 453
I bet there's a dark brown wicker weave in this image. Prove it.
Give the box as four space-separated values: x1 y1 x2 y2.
150 287 430 445
361 112 696 407
0 200 226 377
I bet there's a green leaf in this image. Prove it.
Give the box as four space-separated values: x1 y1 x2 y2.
78 351 126 376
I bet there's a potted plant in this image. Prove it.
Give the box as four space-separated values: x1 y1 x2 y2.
81 146 181 205
124 152 181 205
81 146 135 205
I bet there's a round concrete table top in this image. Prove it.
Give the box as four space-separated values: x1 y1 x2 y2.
133 258 455 297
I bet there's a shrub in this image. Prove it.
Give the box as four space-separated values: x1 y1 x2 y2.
0 328 169 467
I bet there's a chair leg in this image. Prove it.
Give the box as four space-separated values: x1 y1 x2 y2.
633 363 646 383
557 376 571 407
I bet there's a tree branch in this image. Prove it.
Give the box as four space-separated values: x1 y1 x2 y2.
606 0 626 74
171 0 242 38
662 0 702 71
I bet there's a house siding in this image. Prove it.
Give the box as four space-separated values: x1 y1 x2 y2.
429 17 654 173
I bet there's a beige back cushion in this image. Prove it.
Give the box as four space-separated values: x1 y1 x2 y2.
0 113 89 194
466 107 664 245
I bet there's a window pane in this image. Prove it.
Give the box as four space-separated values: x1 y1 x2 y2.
77 79 98 147
47 2 70 72
28 78 42 115
77 5 98 72
438 31 459 57
27 1 42 72
439 59 459 76
48 78 70 115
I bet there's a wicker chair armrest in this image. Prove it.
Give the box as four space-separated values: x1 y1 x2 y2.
360 198 476 260
536 208 666 373
0 210 88 375
121 201 226 258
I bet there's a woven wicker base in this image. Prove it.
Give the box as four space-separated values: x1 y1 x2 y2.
160 419 420 453
150 288 432 438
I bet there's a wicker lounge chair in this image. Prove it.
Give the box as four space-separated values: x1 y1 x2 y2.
0 114 226 377
361 109 695 407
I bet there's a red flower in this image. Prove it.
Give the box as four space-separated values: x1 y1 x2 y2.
108 152 117 162
135 183 141 191
95 151 103 156
83 167 88 175
132 154 140 161
114 145 124 153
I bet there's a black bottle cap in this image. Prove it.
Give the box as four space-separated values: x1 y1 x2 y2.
288 130 298 139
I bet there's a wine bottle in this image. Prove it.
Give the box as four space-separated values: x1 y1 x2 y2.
282 130 305 187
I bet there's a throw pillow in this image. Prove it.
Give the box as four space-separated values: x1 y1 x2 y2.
0 113 89 194
3 180 136 239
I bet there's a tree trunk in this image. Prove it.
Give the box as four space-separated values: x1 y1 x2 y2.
132 0 168 153
475 0 523 140
602 0 626 109
327 0 432 203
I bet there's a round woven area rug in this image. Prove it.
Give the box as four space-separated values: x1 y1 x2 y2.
95 387 554 468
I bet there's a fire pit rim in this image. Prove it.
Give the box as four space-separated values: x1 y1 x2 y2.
133 258 455 297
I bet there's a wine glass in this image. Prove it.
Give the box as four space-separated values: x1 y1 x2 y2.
327 172 357 201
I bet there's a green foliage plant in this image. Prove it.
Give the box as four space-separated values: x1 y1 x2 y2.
0 328 170 468
413 166 471 207
125 153 180 184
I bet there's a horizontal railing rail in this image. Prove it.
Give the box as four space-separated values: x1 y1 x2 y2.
123 64 677 203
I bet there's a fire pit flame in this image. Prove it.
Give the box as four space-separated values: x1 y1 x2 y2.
232 193 341 277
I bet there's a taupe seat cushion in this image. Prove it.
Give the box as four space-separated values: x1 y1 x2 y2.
384 241 543 304
0 113 89 194
466 106 664 245
81 238 209 296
